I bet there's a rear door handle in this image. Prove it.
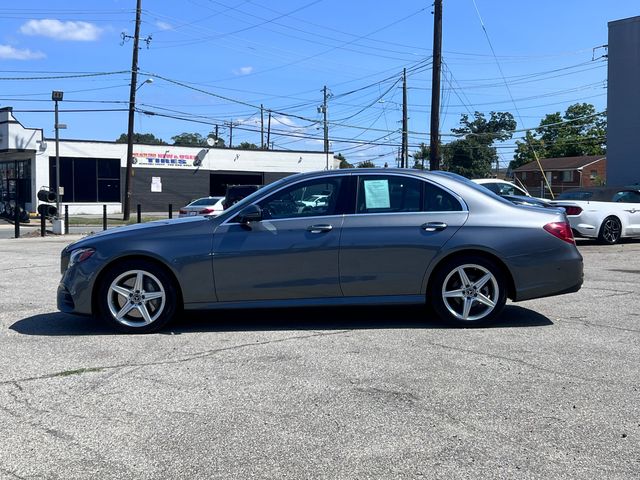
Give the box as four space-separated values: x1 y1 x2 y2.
307 224 333 233
421 222 447 232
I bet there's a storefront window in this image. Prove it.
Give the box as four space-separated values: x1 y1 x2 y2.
0 159 32 207
49 157 120 203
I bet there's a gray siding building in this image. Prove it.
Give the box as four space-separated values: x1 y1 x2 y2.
607 16 640 185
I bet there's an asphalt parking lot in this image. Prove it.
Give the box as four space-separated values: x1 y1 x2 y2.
0 235 638 479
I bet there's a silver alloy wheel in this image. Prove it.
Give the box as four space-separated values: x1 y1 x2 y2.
107 269 166 328
441 263 499 321
601 217 621 243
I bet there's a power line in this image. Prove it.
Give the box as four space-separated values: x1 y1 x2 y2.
0 71 130 81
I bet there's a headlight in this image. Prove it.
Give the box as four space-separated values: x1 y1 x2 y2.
68 248 95 268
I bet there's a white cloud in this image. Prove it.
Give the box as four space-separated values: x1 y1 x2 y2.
272 115 297 128
0 45 45 60
233 66 254 76
20 19 103 41
155 21 173 31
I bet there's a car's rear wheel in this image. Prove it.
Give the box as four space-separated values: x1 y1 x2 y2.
430 255 507 327
598 216 622 245
97 260 178 333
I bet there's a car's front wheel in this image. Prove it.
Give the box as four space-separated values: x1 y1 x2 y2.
598 216 622 245
429 255 507 327
97 260 178 333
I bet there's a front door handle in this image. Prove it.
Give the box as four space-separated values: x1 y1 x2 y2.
307 224 333 233
421 222 447 232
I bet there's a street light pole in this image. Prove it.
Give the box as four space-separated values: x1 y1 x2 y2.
52 90 63 219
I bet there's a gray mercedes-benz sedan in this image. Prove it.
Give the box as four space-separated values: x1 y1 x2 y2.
58 169 583 333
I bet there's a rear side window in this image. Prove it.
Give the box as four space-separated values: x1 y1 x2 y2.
424 182 462 211
356 175 462 214
558 191 593 200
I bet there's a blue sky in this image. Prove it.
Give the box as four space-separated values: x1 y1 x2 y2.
1 1 638 167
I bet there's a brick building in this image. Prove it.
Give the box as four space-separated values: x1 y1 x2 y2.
512 155 606 198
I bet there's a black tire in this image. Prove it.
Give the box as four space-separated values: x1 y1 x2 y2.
598 216 622 245
429 255 507 327
96 259 178 333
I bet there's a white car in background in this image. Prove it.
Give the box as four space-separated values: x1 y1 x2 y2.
550 187 640 244
472 178 531 197
472 178 552 208
178 196 225 217
298 194 329 208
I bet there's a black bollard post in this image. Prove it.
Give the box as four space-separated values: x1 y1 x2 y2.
64 205 69 234
41 211 46 237
14 204 19 239
168 203 173 219
103 205 107 231
137 204 141 223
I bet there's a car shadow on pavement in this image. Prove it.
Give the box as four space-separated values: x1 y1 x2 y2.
10 304 552 336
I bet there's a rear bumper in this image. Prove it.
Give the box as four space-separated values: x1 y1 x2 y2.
509 248 583 302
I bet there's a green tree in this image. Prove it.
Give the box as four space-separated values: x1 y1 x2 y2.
411 158 425 169
357 160 376 168
412 143 429 169
115 133 167 145
171 132 207 146
443 111 516 178
335 153 353 168
237 141 259 150
511 103 606 169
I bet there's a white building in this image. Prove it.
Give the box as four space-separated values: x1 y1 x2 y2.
0 107 333 215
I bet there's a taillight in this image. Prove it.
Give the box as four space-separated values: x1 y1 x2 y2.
563 206 582 216
199 208 214 214
544 222 575 244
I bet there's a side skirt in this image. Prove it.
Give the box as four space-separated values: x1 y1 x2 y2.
184 295 426 311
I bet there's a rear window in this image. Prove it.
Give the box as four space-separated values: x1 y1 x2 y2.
190 197 221 206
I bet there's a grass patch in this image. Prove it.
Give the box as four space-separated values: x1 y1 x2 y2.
67 216 167 226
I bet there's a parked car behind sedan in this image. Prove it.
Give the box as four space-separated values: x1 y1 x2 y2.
178 196 224 217
472 178 553 208
472 178 531 197
222 184 261 209
550 186 640 244
58 169 583 333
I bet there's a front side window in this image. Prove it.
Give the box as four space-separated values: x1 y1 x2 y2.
613 191 640 203
258 177 343 220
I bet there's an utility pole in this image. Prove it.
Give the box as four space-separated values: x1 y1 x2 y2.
123 0 142 221
430 0 443 171
322 86 329 169
229 122 233 148
260 104 264 148
402 68 408 168
215 124 219 144
267 111 272 150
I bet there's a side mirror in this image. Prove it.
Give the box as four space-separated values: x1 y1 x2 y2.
237 204 262 224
